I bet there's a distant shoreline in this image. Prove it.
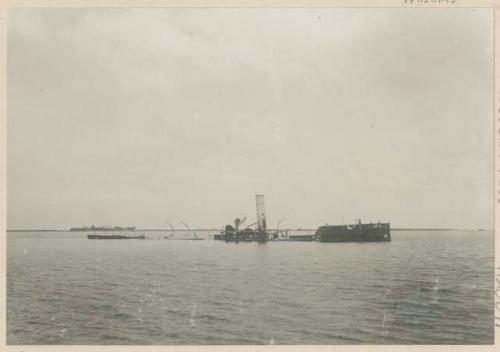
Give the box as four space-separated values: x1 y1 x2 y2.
6 228 492 232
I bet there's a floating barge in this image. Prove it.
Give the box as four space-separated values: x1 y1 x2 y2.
316 221 391 242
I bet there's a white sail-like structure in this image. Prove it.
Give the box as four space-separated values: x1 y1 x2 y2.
255 194 267 232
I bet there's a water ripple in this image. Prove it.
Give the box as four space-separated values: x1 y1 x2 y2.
7 230 494 345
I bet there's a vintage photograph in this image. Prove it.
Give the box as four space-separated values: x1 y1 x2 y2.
6 6 495 345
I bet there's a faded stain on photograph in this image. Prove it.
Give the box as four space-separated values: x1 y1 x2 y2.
7 8 494 345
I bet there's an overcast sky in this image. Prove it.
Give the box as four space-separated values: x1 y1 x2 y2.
7 8 494 230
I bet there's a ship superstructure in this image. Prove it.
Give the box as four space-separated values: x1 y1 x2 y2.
216 195 269 243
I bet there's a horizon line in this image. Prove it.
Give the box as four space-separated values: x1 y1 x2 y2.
5 227 494 232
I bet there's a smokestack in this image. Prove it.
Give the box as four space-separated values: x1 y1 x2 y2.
255 194 267 232
234 218 241 233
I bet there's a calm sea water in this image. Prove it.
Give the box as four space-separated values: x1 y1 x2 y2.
7 230 494 345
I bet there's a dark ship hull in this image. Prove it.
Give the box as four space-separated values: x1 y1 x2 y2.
87 234 145 240
316 222 390 242
289 234 315 241
221 228 268 243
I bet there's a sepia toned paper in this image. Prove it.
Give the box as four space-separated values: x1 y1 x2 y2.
1 0 499 351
